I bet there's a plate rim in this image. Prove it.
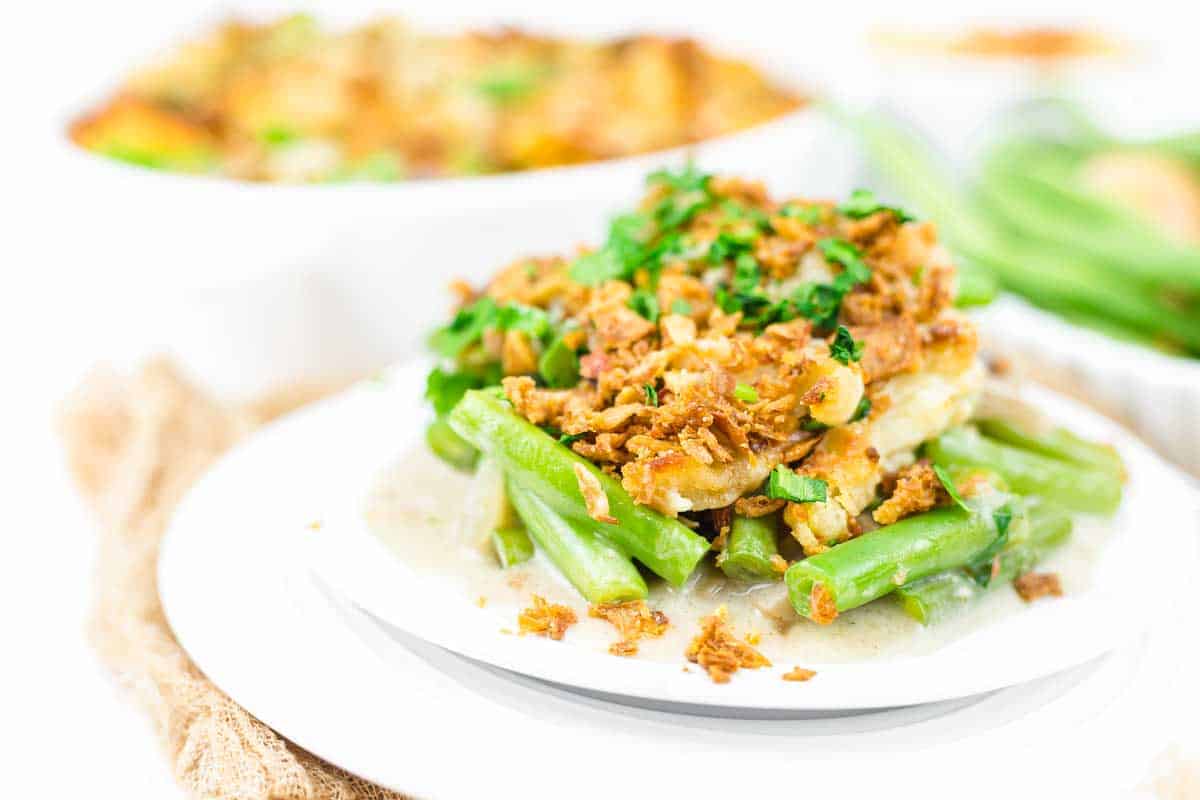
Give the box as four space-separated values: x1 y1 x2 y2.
175 358 1200 711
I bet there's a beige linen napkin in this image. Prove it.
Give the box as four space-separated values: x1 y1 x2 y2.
62 360 404 800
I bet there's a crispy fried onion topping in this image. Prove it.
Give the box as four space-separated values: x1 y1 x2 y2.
573 463 617 524
589 600 669 656
1014 572 1063 603
685 606 771 683
517 595 578 641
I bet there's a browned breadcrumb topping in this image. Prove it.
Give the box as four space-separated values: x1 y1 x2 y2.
72 21 803 182
686 606 771 683
588 600 669 656
503 188 964 485
446 172 981 556
1013 572 1064 602
782 666 817 682
518 595 578 640
873 459 947 525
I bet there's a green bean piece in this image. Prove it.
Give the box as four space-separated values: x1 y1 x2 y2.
979 141 1200 292
975 418 1124 476
717 514 782 583
491 526 535 568
448 390 709 586
507 481 648 603
896 502 1073 624
785 506 1008 623
954 263 998 308
926 427 1121 514
425 417 479 471
538 337 580 388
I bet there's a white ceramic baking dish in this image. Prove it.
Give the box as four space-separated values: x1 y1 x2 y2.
54 11 859 396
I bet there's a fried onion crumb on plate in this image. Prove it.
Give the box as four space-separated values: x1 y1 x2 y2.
589 600 670 656
686 606 771 683
518 595 578 640
782 666 818 682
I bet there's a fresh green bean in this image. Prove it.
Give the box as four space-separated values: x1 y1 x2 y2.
491 526 535 568
717 514 781 583
925 427 1121 514
954 263 998 308
978 142 1200 291
425 417 478 471
896 502 1073 624
507 481 648 603
975 418 1124 476
448 390 710 586
785 506 1008 623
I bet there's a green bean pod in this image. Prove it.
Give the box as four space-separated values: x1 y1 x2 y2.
717 514 782 583
975 418 1124 476
425 417 479 471
785 506 1005 623
926 427 1121 514
507 481 648 603
897 502 1073 624
490 526 535 568
448 390 710 586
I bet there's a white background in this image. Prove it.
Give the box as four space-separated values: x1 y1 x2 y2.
3 1 1199 797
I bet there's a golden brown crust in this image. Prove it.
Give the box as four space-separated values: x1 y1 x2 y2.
685 606 771 683
872 459 946 525
518 595 578 640
589 600 670 656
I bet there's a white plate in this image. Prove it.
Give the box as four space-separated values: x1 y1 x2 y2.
158 467 1200 798
171 358 1194 710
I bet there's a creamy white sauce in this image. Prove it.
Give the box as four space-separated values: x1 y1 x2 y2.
366 445 1113 666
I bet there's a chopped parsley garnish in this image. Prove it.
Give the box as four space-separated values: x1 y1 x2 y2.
643 383 659 406
830 325 865 365
628 288 660 322
933 464 969 511
670 298 693 315
731 253 761 294
715 236 873 333
474 63 549 105
838 189 914 223
720 199 773 231
260 125 300 148
818 238 872 289
850 395 872 422
647 162 710 194
779 203 824 225
429 297 553 359
801 418 829 432
558 432 587 446
965 505 1015 587
707 228 757 264
766 466 827 503
570 165 716 287
538 338 580 389
734 383 759 403
424 367 485 416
